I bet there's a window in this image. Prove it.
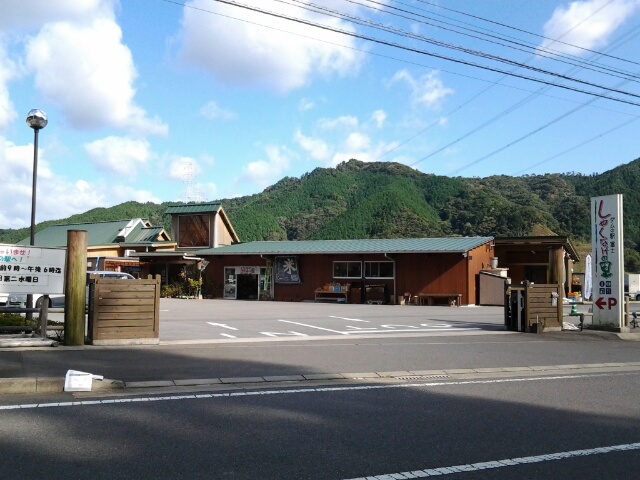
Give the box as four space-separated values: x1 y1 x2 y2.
333 261 362 279
525 266 547 284
178 215 210 247
365 261 394 279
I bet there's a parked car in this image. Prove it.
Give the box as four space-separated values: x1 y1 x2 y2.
5 271 135 309
7 293 66 309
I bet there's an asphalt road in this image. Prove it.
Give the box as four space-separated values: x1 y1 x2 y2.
1 366 639 479
3 300 639 478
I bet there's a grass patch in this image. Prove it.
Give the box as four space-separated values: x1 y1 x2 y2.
0 312 34 326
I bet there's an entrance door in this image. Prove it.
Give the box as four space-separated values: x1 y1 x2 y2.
223 267 236 299
237 274 259 300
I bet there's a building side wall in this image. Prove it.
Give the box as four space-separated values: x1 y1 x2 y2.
467 243 495 304
214 214 234 248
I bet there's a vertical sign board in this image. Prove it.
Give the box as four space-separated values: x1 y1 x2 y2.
591 195 624 329
0 244 66 294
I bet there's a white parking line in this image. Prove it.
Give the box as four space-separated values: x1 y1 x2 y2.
278 320 479 335
329 316 369 322
343 442 640 479
207 322 238 330
278 320 348 334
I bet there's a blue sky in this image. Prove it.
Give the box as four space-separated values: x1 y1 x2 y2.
1 0 639 228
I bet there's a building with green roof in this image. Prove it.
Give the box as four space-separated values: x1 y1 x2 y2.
182 236 496 305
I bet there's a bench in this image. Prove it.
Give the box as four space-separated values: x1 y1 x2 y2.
418 293 461 307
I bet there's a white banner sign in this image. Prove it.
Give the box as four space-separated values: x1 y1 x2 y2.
0 244 66 294
591 195 624 329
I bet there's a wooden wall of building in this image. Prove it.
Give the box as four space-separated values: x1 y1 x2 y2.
214 213 234 247
203 245 493 305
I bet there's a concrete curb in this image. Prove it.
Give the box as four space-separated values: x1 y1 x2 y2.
3 362 640 396
0 377 124 395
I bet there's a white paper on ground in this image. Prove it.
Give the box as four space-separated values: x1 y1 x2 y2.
64 370 104 392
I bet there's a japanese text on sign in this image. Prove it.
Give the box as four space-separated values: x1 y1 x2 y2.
0 244 65 294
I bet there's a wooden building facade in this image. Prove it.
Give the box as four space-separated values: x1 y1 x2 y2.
197 238 495 305
494 236 580 297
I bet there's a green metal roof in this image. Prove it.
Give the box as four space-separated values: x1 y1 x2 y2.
165 203 222 215
126 226 170 243
196 237 493 256
18 219 171 248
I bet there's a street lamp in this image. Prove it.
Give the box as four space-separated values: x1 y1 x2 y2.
25 109 47 245
25 109 47 320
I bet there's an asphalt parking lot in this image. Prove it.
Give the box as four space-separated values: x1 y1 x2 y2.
158 299 511 342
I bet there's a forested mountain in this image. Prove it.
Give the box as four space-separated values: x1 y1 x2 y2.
3 158 640 267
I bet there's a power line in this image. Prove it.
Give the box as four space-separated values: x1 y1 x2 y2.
513 115 640 175
272 0 640 98
409 0 640 68
162 0 640 172
348 0 640 83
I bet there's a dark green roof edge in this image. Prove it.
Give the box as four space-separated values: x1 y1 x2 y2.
165 203 222 214
195 237 494 256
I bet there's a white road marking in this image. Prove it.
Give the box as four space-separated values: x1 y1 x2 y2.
260 331 308 337
278 320 348 334
207 322 238 330
329 316 369 322
278 320 479 335
343 442 640 479
2 372 636 411
220 333 236 339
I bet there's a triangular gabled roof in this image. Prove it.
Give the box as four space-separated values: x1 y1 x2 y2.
165 202 240 243
121 226 172 245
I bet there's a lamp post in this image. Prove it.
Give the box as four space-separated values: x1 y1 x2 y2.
25 109 47 320
26 109 48 245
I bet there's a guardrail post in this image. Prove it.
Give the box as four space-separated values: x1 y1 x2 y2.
38 295 49 339
624 296 630 328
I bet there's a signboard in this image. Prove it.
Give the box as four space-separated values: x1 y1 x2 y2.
0 244 66 294
274 256 301 284
591 195 624 329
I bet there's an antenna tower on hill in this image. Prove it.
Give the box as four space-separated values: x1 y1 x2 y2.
183 161 206 203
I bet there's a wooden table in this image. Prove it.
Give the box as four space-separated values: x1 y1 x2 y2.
315 288 349 303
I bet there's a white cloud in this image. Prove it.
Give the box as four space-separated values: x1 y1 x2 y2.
25 16 167 135
295 110 399 167
298 98 316 113
389 70 454 109
107 185 161 205
0 43 18 129
240 145 292 187
84 136 151 177
540 0 640 54
178 0 363 93
0 0 109 31
372 110 386 128
200 101 237 121
317 115 359 131
0 134 161 228
168 156 202 182
295 130 331 161
345 132 370 151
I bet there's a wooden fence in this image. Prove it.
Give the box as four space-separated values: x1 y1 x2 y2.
505 282 562 333
88 275 160 345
